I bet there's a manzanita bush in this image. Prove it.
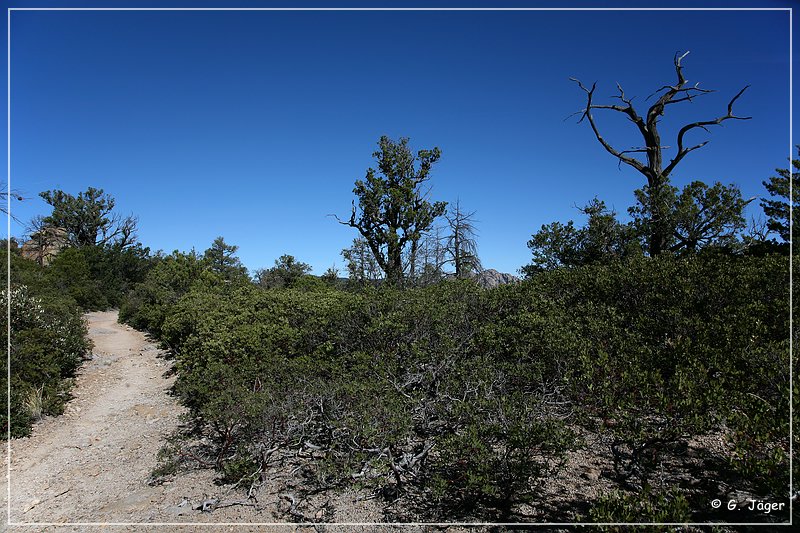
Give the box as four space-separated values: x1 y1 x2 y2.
122 253 792 522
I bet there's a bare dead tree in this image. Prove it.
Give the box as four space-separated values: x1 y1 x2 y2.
570 51 750 256
101 212 138 248
746 214 770 243
445 200 482 278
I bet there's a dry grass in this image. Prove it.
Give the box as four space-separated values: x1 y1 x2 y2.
23 384 45 421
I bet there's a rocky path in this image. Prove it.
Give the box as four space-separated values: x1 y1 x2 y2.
3 311 187 527
2 311 385 532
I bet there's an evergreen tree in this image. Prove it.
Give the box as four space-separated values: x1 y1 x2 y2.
629 181 751 253
39 187 137 247
761 148 800 244
523 198 640 274
203 236 248 280
339 136 447 286
255 254 312 289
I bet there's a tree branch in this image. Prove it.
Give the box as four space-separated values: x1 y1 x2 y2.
663 85 751 178
570 78 647 174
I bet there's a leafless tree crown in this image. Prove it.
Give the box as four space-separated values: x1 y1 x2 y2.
570 51 750 181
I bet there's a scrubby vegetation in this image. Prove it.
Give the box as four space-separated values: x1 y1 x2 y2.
119 250 792 523
1 249 92 437
120 131 798 524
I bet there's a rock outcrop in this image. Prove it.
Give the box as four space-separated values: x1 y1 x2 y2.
474 268 520 289
21 226 69 266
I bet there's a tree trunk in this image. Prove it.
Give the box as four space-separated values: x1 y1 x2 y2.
386 241 404 286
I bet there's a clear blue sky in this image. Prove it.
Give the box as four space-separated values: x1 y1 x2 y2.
5 1 796 275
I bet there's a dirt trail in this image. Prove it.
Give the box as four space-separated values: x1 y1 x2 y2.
4 310 186 526
2 310 388 532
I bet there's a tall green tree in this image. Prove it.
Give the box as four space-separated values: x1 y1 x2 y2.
203 236 248 280
523 198 639 274
254 254 312 289
761 148 800 245
571 52 750 256
629 181 751 254
340 136 447 286
39 187 138 247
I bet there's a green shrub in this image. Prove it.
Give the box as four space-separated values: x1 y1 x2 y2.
147 279 580 518
124 253 791 520
1 284 91 437
503 255 790 498
119 250 207 337
45 247 109 309
588 487 691 529
41 244 153 311
1 250 93 437
427 392 575 519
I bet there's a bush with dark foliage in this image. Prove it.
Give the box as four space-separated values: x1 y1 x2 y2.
1 250 92 437
122 251 791 523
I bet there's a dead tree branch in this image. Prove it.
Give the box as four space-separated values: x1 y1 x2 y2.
663 85 751 178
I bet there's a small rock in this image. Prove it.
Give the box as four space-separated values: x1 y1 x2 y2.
166 505 187 517
580 466 601 481
193 498 219 512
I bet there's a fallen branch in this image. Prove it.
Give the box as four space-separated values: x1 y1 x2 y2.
23 488 71 514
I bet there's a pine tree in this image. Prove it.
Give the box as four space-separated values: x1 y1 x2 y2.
761 148 800 244
203 236 248 280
